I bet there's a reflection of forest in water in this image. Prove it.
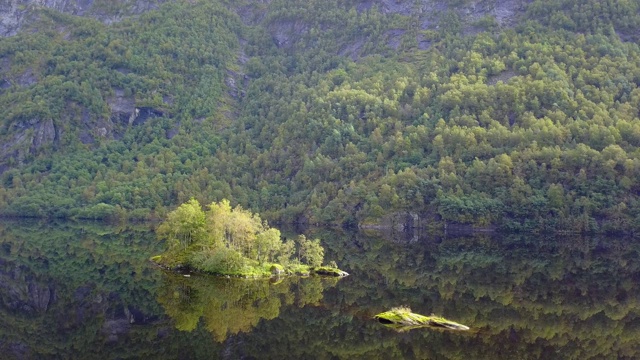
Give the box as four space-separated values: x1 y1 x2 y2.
0 219 639 359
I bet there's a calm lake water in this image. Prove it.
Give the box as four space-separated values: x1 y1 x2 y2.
0 219 639 359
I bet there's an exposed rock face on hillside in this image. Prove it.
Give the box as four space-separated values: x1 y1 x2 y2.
0 117 57 172
2 0 529 39
0 0 167 37
0 0 529 171
370 0 528 24
0 1 170 168
255 0 528 56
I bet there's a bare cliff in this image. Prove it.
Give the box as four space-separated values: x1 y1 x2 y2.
0 0 167 37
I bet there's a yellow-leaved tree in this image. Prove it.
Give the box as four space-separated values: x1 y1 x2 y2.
157 198 323 275
157 198 207 249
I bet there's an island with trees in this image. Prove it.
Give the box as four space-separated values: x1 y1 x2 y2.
151 199 348 278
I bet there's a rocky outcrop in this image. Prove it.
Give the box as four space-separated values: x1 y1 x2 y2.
0 0 23 37
0 0 167 37
244 0 529 62
373 0 528 28
270 20 309 49
0 117 57 166
270 264 284 276
312 266 349 277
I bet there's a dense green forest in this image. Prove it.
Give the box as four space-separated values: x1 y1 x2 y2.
2 0 640 232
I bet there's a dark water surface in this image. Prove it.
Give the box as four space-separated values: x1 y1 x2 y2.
0 219 639 359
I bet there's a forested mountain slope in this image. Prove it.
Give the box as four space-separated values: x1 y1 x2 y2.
2 0 640 233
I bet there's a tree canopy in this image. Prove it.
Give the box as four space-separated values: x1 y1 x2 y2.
155 199 334 276
2 0 640 232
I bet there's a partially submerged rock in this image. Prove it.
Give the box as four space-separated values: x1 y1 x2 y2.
374 307 469 331
270 264 285 276
312 266 349 277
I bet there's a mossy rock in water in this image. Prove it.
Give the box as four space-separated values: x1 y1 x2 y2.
270 264 285 276
374 307 469 331
312 266 349 277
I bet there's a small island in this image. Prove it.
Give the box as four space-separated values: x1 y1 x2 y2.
374 307 469 331
151 198 348 278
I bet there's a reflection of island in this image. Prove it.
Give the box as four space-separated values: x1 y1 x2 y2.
157 272 339 342
1 219 640 359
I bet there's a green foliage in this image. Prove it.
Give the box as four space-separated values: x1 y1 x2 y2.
156 199 334 275
157 198 206 249
277 238 296 266
255 228 283 264
3 0 640 233
191 247 247 275
297 235 325 267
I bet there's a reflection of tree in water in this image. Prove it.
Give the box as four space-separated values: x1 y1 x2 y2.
158 273 338 342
